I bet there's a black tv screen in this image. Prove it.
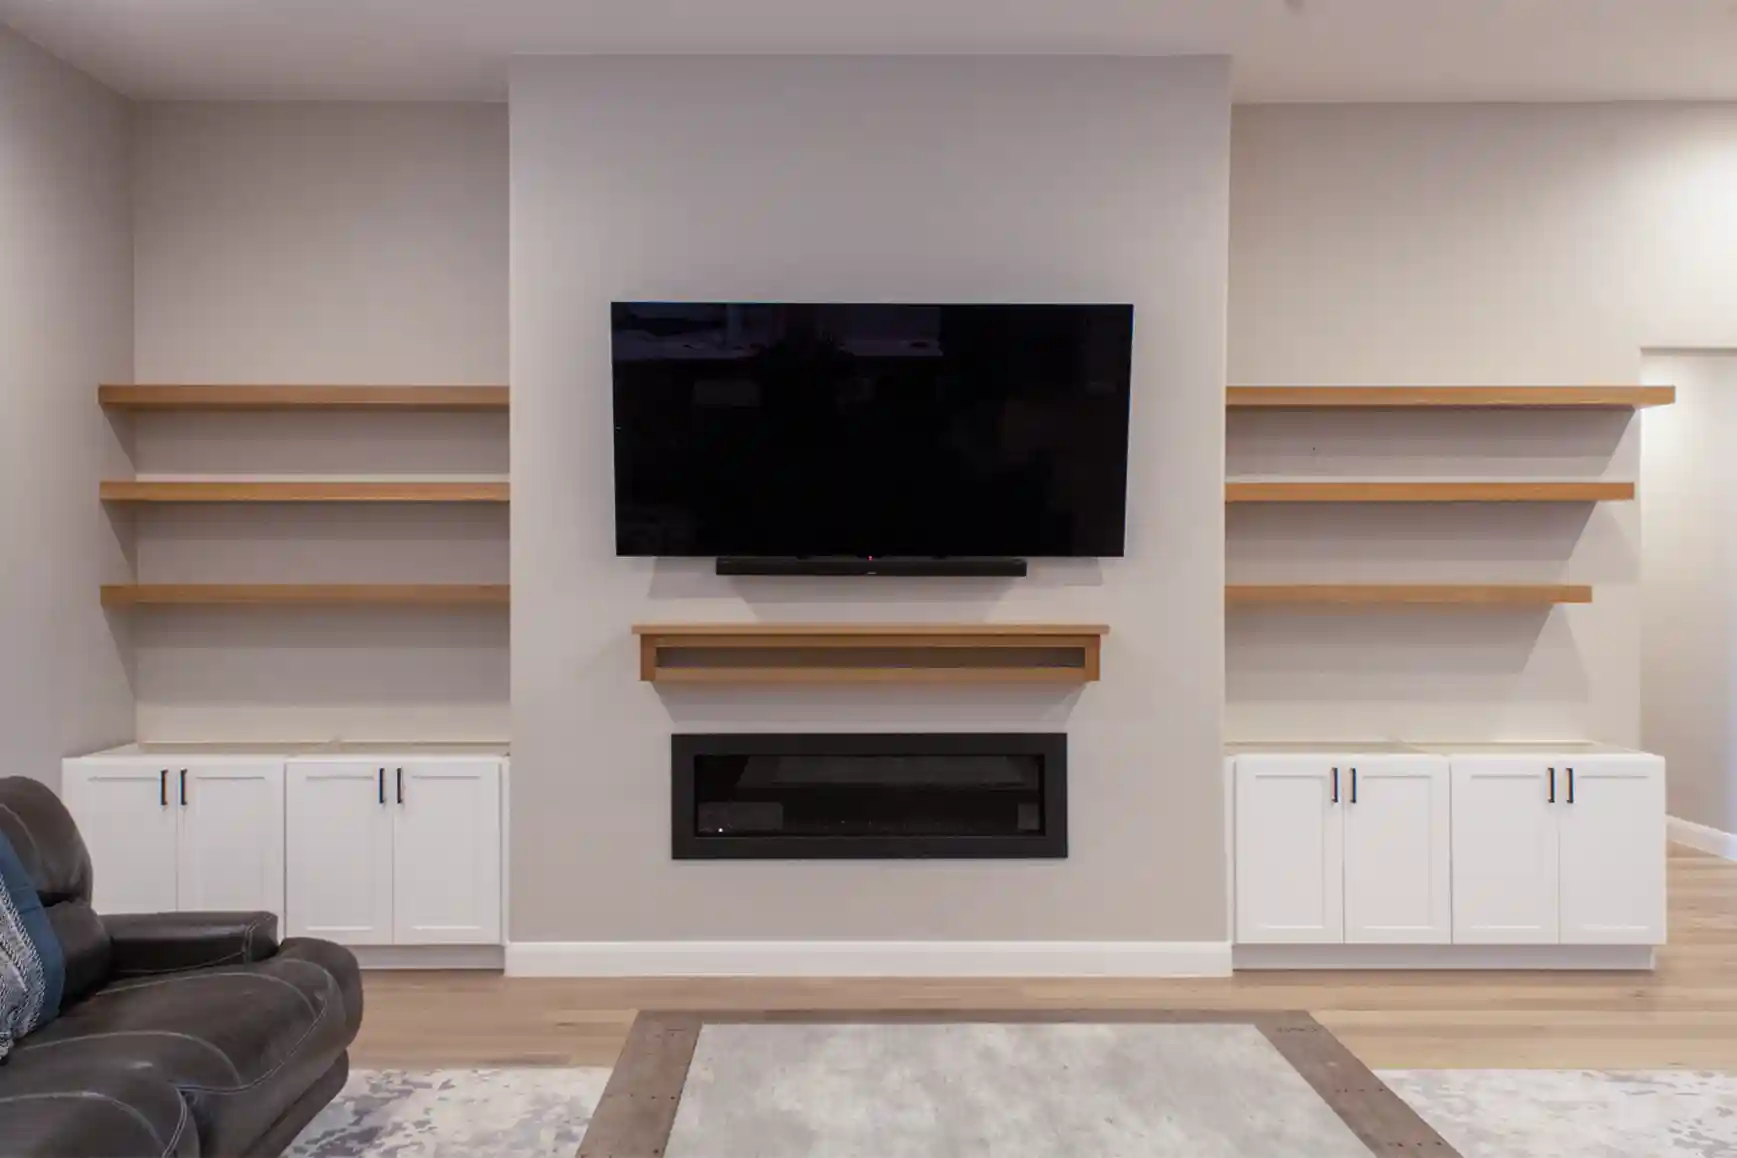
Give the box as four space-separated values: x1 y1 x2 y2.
611 302 1133 558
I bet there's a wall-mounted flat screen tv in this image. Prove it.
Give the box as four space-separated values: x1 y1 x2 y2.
611 302 1133 558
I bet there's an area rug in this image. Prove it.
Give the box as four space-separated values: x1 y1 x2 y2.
579 1010 1449 1158
284 1057 1737 1157
286 1067 612 1158
1380 1069 1737 1158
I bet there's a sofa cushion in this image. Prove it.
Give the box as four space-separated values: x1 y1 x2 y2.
0 778 94 906
45 899 112 1004
0 1053 197 1158
276 938 364 1039
12 953 354 1155
1 829 65 1058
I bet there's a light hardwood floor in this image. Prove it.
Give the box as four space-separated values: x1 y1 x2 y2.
355 844 1735 1071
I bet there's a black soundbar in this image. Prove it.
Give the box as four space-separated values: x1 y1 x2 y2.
716 557 1029 578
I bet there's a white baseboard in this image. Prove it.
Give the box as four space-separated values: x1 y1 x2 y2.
1234 944 1655 971
505 940 1232 979
1669 815 1737 860
354 945 505 970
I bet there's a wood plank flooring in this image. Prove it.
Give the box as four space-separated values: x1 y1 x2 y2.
354 844 1736 1071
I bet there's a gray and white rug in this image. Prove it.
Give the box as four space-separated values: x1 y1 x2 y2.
1383 1069 1737 1158
286 1067 611 1157
286 1064 1737 1157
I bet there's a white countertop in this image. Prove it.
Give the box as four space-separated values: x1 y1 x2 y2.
1227 740 1645 757
79 741 510 759
1223 741 1424 755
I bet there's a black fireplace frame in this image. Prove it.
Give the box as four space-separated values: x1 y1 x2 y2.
671 732 1068 860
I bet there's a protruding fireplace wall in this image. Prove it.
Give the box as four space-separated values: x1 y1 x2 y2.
509 56 1231 957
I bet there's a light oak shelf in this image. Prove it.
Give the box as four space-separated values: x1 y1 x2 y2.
1226 481 1635 504
1226 584 1593 608
1227 386 1675 409
99 385 509 411
100 480 510 503
101 584 509 608
633 623 1109 684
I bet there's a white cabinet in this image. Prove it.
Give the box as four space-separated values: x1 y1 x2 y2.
1234 756 1344 943
286 758 503 946
60 762 180 915
1450 758 1560 943
285 762 395 944
1558 759 1666 944
177 763 285 915
393 762 503 944
61 758 284 919
1451 754 1664 946
1235 753 1450 945
1343 759 1452 944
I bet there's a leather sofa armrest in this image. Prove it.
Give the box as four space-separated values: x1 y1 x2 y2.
103 911 280 977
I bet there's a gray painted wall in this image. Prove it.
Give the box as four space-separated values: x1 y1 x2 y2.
509 55 1231 943
1228 104 1737 750
0 28 135 784
1641 351 1737 836
129 103 510 741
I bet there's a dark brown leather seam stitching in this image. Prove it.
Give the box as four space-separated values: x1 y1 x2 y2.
160 1094 190 1157
112 949 248 978
18 1031 244 1084
171 973 337 1096
0 1088 166 1147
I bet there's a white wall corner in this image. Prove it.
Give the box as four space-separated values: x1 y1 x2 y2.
1668 815 1737 861
505 941 1233 979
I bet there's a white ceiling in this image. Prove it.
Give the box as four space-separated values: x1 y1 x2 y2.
4 0 1737 103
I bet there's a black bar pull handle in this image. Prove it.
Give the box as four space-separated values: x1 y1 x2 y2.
178 769 188 807
1548 767 1556 803
1567 766 1575 804
1331 767 1339 804
160 769 168 807
396 767 404 805
379 768 386 805
1350 767 1358 804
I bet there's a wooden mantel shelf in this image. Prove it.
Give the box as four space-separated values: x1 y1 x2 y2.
99 385 509 411
1226 481 1635 504
100 480 509 503
1226 584 1592 607
1227 386 1675 409
633 623 1109 684
102 584 509 607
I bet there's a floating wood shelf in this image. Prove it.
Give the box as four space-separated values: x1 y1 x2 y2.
633 623 1109 684
98 385 509 411
1226 481 1635 504
1227 386 1675 409
101 584 509 608
1226 584 1593 607
100 480 509 503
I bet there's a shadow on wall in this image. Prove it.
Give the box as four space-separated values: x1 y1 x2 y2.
643 556 1106 608
1226 502 1628 582
131 606 510 739
652 684 1086 730
1226 408 1632 478
122 410 510 477
1228 604 1586 710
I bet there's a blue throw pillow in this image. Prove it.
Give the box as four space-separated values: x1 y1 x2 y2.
0 829 64 1059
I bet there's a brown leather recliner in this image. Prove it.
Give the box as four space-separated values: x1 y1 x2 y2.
0 776 363 1157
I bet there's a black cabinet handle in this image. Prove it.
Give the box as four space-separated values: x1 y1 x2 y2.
1350 767 1358 804
160 769 168 807
1548 766 1556 803
1331 767 1339 804
1567 766 1575 804
396 767 404 805
179 769 188 807
378 768 386 805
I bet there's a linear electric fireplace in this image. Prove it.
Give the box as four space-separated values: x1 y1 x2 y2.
672 733 1067 859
